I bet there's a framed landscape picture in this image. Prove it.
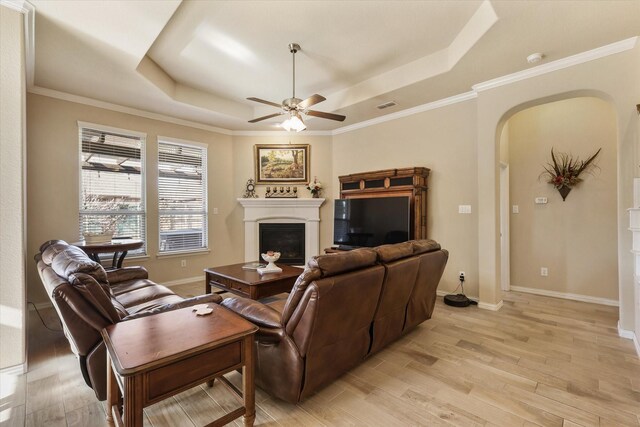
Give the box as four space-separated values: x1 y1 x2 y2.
254 144 310 184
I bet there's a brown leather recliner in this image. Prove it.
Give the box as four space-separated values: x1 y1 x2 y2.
221 239 448 403
35 240 222 401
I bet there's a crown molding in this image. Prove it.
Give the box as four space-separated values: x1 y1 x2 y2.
1 0 35 87
472 36 639 92
332 91 478 135
0 0 30 13
28 86 233 135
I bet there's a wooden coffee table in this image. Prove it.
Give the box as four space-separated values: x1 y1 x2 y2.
205 262 303 300
102 305 258 427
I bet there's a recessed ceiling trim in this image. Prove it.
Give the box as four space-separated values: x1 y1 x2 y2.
232 130 332 137
29 86 233 135
473 36 639 92
317 0 497 114
332 91 478 136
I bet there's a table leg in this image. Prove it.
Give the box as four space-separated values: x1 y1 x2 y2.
123 375 144 427
106 353 118 426
242 335 255 427
115 250 128 268
205 273 211 294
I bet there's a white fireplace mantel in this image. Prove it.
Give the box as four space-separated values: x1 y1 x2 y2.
237 198 325 263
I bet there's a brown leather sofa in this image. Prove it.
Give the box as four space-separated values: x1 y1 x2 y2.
221 239 448 403
35 240 222 400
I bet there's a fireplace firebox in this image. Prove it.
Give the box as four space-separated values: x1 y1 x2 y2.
259 223 305 265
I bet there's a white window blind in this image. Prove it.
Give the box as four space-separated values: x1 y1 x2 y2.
158 139 208 253
79 125 146 254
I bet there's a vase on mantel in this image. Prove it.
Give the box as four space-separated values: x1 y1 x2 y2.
557 186 571 201
312 192 319 198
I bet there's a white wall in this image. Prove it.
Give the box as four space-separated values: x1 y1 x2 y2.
0 5 27 370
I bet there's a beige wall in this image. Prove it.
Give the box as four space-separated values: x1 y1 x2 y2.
0 5 26 370
231 135 334 252
508 97 618 300
333 101 480 297
26 94 239 304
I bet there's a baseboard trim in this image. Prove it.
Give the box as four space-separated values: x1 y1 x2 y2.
618 322 640 357
510 286 619 307
161 276 204 288
478 300 504 311
0 363 26 376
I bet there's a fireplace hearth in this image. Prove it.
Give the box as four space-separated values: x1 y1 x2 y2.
259 223 305 265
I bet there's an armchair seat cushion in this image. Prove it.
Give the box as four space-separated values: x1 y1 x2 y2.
110 278 158 296
113 282 176 308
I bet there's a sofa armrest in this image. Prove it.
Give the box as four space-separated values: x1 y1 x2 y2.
106 266 148 284
122 293 222 321
221 296 282 329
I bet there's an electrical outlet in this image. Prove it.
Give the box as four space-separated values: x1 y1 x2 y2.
540 267 548 276
459 271 465 281
181 260 186 268
213 207 219 215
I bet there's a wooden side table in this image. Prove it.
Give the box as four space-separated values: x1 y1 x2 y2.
101 305 258 427
73 238 144 268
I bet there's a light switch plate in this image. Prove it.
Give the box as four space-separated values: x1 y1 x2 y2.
512 205 519 214
458 205 472 214
535 197 548 204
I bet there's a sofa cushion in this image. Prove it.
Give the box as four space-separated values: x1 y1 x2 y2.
68 272 120 324
411 239 441 254
374 241 414 263
51 246 108 285
310 248 378 277
114 282 177 309
124 294 184 315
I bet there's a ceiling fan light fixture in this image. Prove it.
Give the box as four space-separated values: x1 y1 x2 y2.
282 112 306 132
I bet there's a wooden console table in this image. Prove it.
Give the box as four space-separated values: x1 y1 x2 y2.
102 305 258 427
338 167 430 240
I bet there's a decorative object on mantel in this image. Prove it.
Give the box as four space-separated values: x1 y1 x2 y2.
540 148 601 201
258 251 282 275
307 177 323 198
265 186 298 198
242 178 258 198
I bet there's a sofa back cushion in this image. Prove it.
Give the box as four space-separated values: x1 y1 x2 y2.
375 241 414 263
286 264 385 400
369 254 420 353
404 248 449 331
281 248 377 325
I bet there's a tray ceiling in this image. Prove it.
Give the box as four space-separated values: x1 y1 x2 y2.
29 0 640 131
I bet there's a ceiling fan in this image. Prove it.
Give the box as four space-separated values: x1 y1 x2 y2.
247 43 346 131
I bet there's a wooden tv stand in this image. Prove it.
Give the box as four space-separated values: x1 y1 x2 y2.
337 167 430 242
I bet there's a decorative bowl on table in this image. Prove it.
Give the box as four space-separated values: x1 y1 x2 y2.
257 251 283 275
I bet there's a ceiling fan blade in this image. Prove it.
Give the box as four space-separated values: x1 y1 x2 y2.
306 109 346 122
297 94 326 110
247 97 283 109
248 112 284 123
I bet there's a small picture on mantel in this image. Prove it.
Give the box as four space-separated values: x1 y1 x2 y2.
254 144 309 184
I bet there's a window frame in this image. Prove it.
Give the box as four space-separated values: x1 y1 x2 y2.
156 135 209 256
77 121 147 256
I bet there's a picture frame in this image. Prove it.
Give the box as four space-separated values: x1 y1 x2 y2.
254 144 310 184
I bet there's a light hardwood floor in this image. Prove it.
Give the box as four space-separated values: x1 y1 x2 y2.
3 286 639 426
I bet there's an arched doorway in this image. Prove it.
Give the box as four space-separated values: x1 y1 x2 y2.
497 95 618 305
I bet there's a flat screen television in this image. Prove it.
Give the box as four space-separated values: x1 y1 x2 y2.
333 196 410 249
